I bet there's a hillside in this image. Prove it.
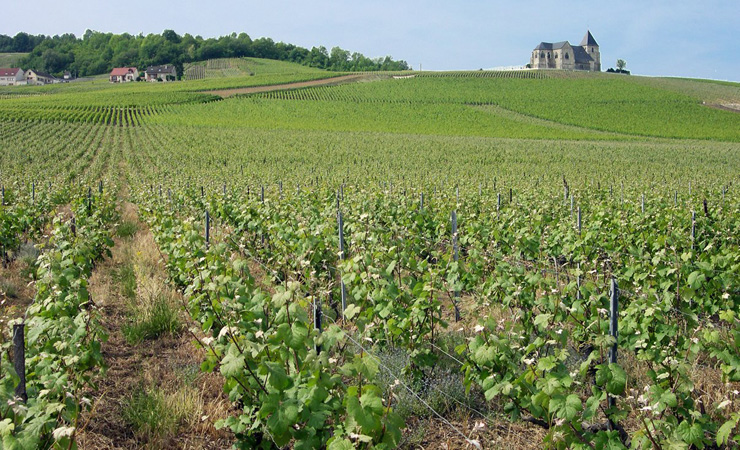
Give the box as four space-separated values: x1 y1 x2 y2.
0 52 28 67
1 65 738 142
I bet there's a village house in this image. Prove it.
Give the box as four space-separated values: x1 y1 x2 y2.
145 65 177 82
0 68 27 86
25 69 57 85
530 31 601 72
109 67 139 83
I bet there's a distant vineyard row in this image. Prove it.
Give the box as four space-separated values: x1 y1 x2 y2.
0 105 176 125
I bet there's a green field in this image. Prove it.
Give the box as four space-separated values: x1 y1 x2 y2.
1 60 739 449
0 52 27 67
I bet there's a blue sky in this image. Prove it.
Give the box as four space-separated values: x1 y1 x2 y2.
3 0 739 81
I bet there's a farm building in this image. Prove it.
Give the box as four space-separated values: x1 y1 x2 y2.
25 69 57 85
530 31 601 71
145 65 177 82
0 68 26 86
109 67 139 83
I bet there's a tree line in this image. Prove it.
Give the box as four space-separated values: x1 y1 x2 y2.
0 30 410 77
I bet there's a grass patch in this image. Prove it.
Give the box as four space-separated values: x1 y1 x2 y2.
119 241 182 344
116 220 139 238
113 260 137 300
123 294 181 344
0 277 17 298
121 385 203 447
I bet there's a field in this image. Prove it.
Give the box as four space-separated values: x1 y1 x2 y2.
0 60 739 449
0 53 27 67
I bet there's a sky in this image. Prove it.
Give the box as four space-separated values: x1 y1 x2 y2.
2 0 739 81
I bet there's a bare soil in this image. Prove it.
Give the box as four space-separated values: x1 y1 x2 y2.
0 256 36 336
706 102 740 113
77 203 233 449
403 416 546 449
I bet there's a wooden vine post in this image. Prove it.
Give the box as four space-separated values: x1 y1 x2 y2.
451 210 461 322
608 278 619 410
13 324 27 402
337 209 347 318
205 210 210 247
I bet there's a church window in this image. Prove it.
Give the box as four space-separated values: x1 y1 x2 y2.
540 52 544 58
565 53 569 59
547 52 550 58
555 53 558 58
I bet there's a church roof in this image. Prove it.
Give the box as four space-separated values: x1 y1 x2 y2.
580 30 598 47
572 46 594 63
534 41 570 50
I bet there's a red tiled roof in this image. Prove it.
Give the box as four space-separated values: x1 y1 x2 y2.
110 67 136 76
0 68 22 77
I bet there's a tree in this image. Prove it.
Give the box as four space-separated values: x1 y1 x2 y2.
329 47 350 71
162 29 181 44
616 59 626 71
41 48 65 73
12 32 32 52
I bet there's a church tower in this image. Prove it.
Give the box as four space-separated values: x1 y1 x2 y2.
580 30 600 71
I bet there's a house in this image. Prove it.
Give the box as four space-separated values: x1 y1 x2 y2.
109 67 139 83
0 68 26 86
145 65 177 82
530 31 601 72
25 69 57 85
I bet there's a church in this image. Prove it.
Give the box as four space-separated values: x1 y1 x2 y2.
529 31 601 71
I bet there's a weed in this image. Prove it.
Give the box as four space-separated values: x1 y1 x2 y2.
123 295 181 344
116 220 139 239
121 384 202 447
17 242 40 280
0 277 17 298
113 261 137 300
375 344 479 420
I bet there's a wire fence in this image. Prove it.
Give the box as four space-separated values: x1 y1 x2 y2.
321 313 483 448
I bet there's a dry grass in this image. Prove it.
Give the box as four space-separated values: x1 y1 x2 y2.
0 243 39 341
77 202 233 449
401 415 546 449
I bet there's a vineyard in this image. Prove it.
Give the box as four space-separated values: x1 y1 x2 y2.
0 60 739 449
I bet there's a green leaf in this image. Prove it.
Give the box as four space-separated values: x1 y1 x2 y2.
264 361 291 391
327 438 354 450
676 420 704 445
687 271 705 290
267 402 296 444
0 419 14 437
386 260 397 275
595 364 627 395
219 346 245 378
593 430 627 449
533 313 552 330
717 416 738 446
660 390 678 408
550 394 582 421
347 394 378 434
287 322 309 350
344 304 361 320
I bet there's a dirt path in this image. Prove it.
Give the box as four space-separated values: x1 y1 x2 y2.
708 102 740 113
206 73 372 98
77 202 233 449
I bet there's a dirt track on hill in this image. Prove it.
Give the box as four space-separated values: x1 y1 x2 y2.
207 74 370 98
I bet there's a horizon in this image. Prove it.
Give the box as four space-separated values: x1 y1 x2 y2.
2 0 739 82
